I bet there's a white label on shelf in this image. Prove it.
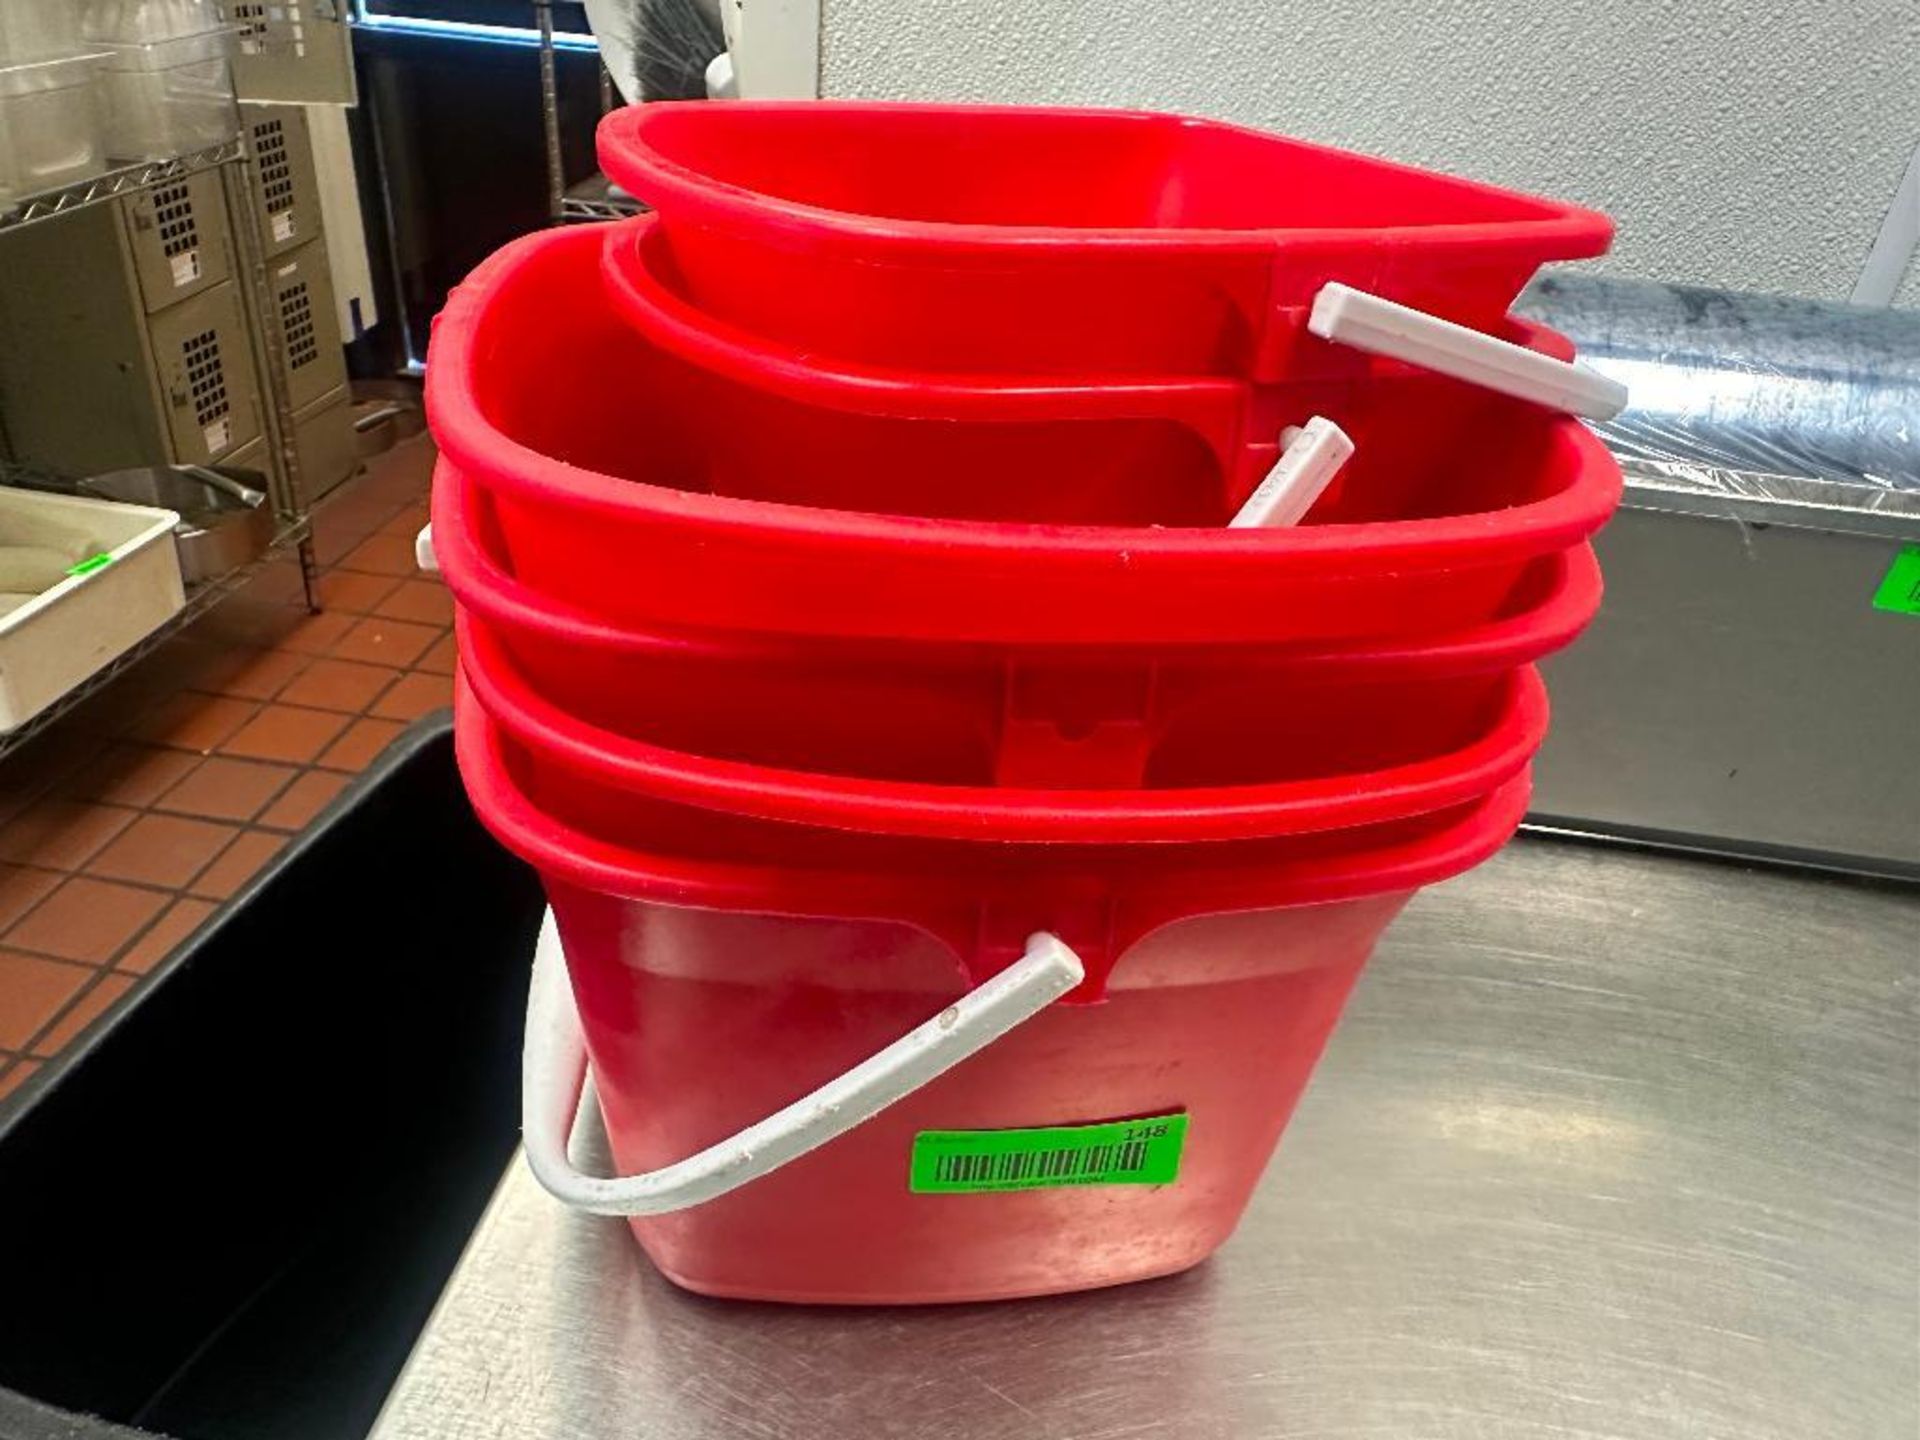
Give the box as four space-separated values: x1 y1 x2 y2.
203 417 232 455
271 209 295 243
171 249 202 288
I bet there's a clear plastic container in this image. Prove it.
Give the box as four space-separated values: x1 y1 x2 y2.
82 0 222 45
95 25 235 162
0 0 83 63
0 54 105 204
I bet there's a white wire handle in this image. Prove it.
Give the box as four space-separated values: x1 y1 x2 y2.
1309 282 1629 420
522 910 1086 1216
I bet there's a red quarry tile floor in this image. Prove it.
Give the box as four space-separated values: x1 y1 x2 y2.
0 435 454 1092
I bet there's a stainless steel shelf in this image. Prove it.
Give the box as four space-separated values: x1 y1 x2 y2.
0 515 312 764
559 174 642 223
0 140 247 234
535 0 630 226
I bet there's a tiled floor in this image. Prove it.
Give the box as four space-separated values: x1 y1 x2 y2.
0 435 451 1101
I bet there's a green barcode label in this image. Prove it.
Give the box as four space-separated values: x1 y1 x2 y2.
1872 546 1920 617
910 1113 1188 1194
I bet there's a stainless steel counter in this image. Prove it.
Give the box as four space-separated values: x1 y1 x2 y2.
373 838 1919 1440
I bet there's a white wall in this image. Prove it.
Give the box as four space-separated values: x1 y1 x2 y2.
819 0 1919 304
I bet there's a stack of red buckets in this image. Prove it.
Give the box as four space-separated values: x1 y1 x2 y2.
427 102 1622 1305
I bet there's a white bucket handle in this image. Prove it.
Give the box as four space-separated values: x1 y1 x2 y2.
522 910 1086 1216
1309 282 1629 421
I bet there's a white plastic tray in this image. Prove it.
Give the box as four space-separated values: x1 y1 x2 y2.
0 488 184 732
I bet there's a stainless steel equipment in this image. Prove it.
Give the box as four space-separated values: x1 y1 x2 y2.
123 168 233 311
0 117 356 502
370 837 1920 1440
79 462 273 583
0 21 360 762
1535 470 1920 876
246 123 354 504
228 0 356 108
288 384 356 502
0 168 264 472
241 101 324 258
1521 278 1920 877
265 236 347 413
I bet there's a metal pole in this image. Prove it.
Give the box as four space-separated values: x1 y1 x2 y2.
224 138 319 612
536 0 566 223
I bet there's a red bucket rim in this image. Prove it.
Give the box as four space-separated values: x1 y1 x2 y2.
456 607 1549 845
598 102 1614 260
424 224 1622 586
456 678 1536 918
599 214 1253 430
432 459 1603 678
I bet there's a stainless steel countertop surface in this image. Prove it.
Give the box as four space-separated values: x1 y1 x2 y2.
372 839 1920 1440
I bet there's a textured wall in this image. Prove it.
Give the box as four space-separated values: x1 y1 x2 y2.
819 1 1918 303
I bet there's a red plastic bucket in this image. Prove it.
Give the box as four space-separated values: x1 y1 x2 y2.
461 692 1532 1302
437 461 1595 790
597 102 1611 381
425 225 1622 646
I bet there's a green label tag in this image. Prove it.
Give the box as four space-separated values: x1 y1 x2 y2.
910 1113 1188 1194
1872 546 1920 617
65 553 114 578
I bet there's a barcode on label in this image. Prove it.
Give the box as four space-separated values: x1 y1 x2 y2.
934 1140 1152 1186
911 1114 1187 1194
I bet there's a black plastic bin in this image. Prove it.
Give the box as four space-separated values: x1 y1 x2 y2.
0 718 545 1440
